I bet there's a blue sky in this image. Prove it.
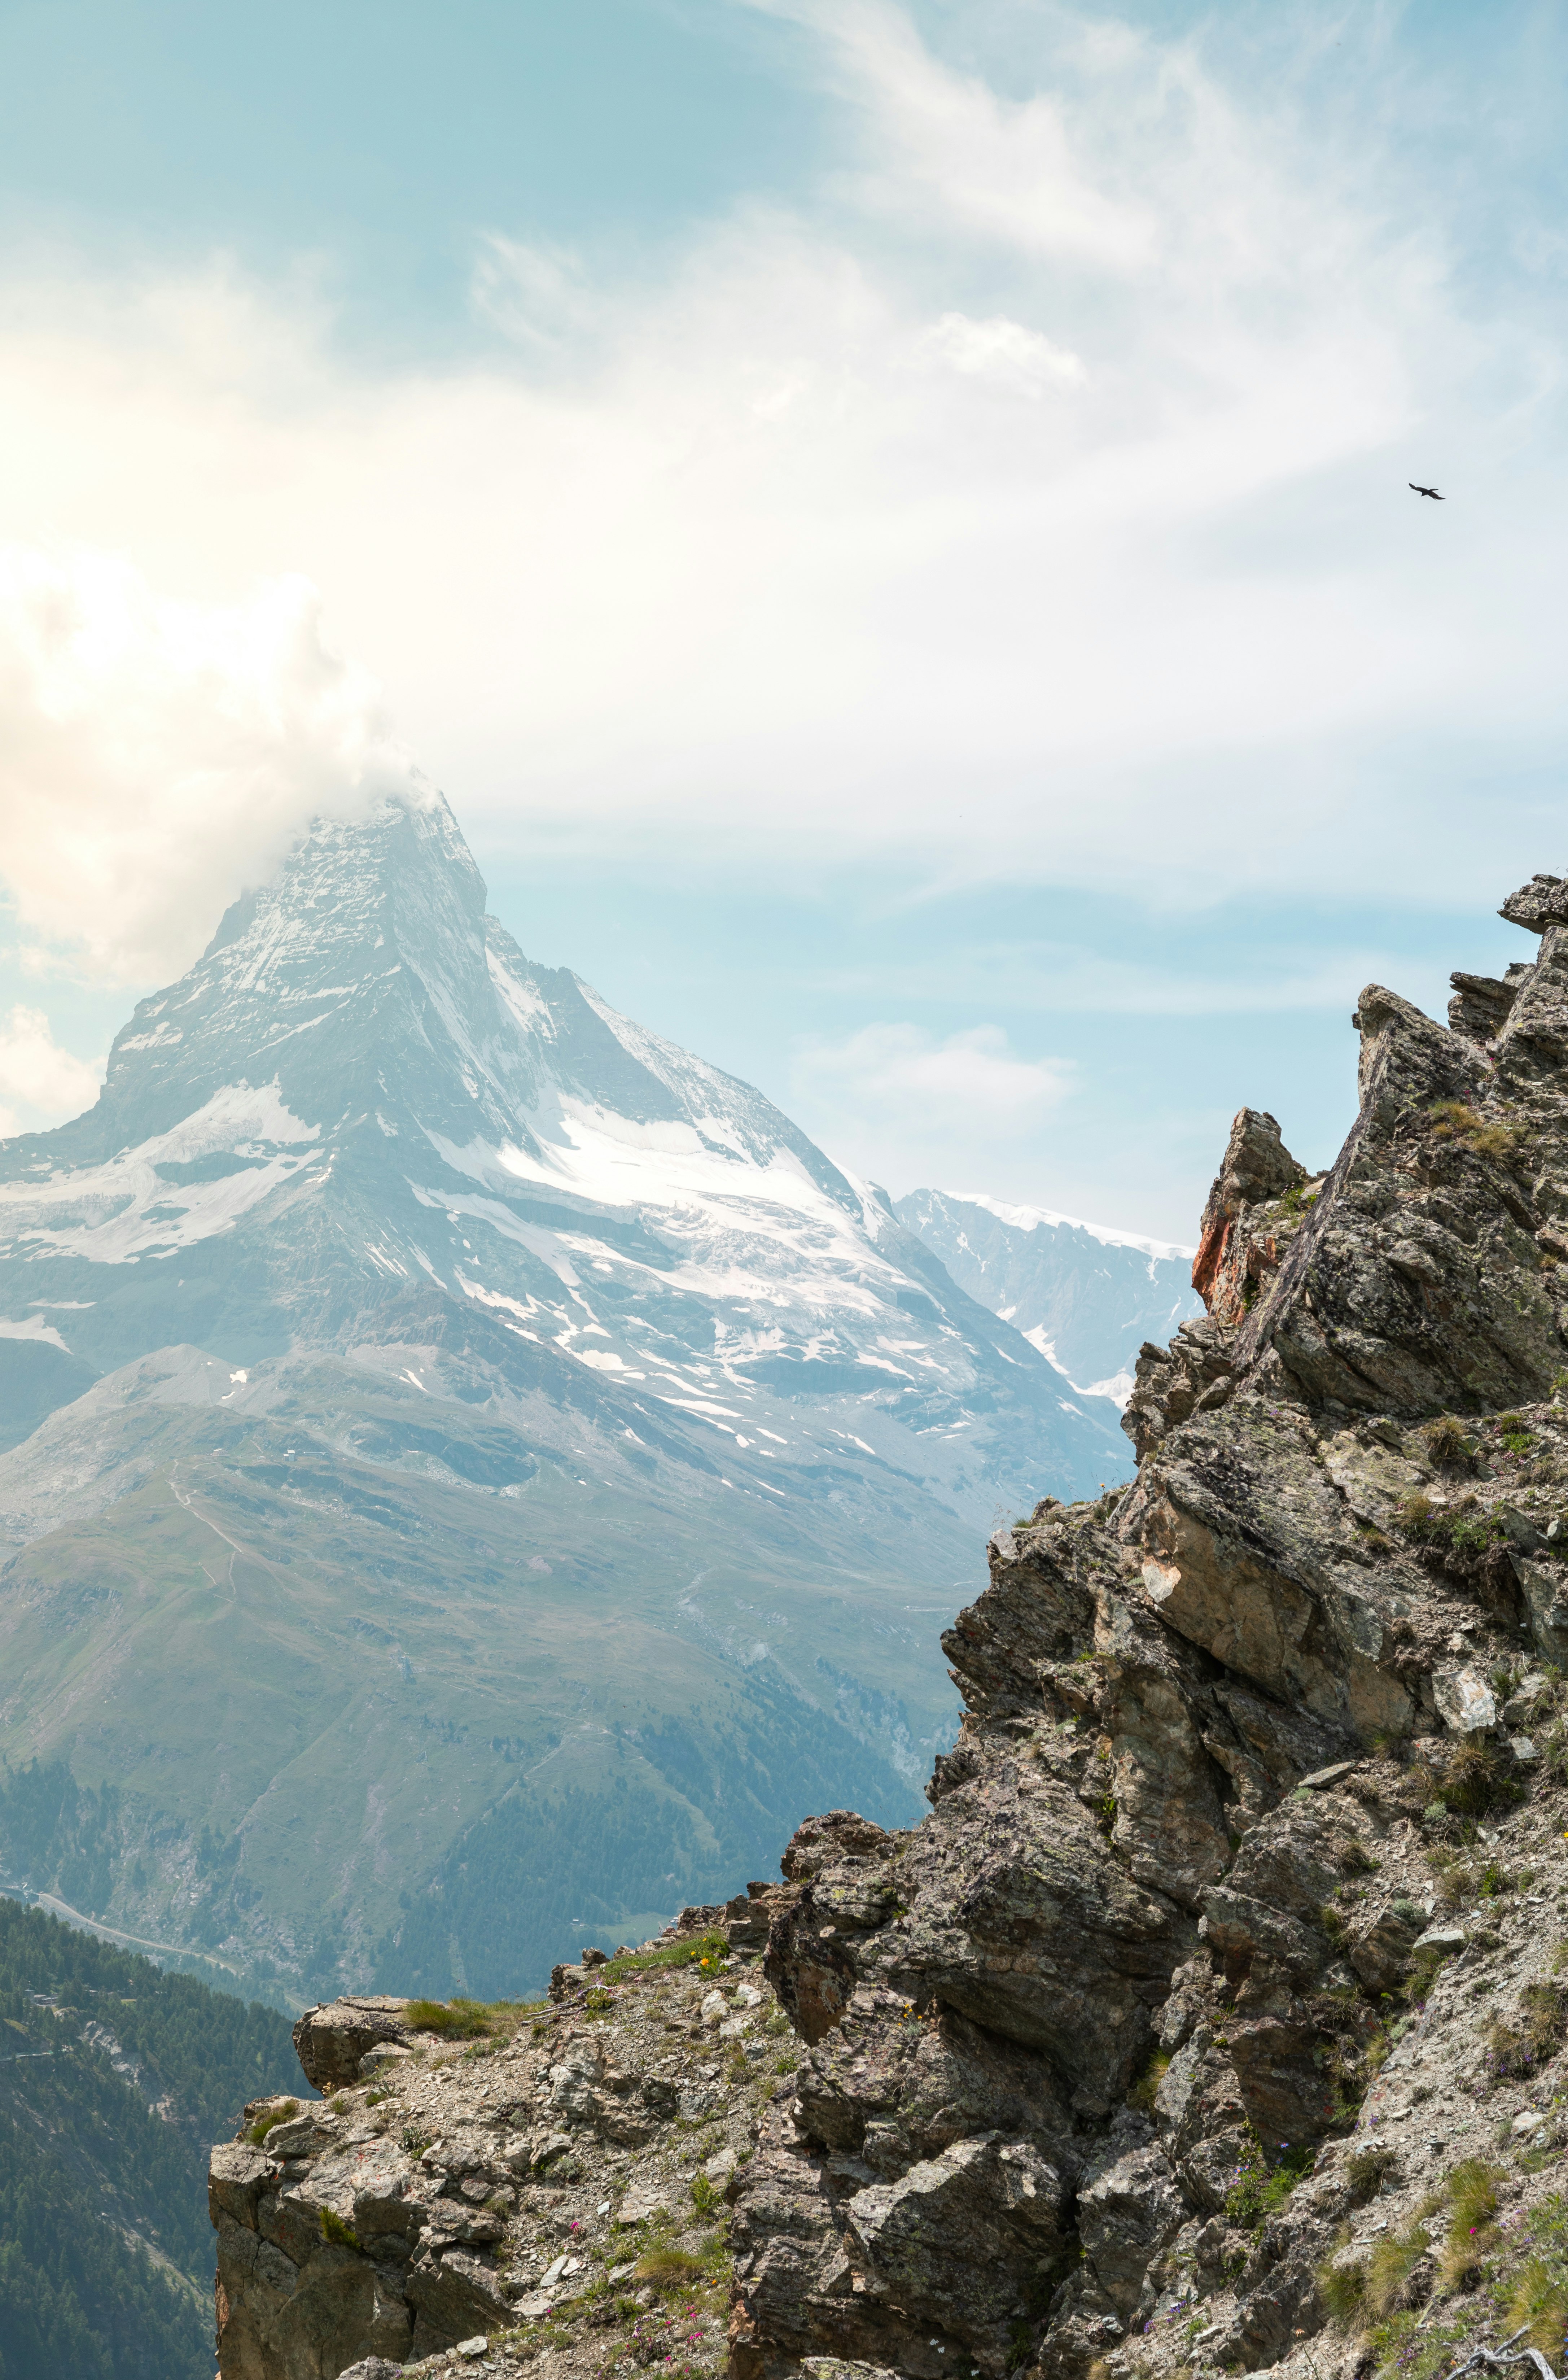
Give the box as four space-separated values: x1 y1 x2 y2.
0 0 1565 1237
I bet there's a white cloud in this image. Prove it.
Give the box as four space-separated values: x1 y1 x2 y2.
915 311 1086 393
0 1005 103 1136
471 237 600 355
789 1022 1073 1189
0 547 424 982
747 0 1159 269
812 942 1409 1015
0 0 1554 976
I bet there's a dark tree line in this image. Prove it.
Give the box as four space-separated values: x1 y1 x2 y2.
0 1898 301 2379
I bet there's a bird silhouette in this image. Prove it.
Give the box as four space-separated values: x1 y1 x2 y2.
1410 483 1445 501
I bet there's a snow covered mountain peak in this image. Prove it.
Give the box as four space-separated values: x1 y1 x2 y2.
0 792 1137 2001
1 793 1125 1512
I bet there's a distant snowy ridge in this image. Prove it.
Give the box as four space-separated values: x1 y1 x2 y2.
894 1186 1200 1411
938 1189 1195 1267
1019 1330 1136 1408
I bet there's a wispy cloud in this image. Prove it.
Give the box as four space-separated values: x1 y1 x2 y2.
0 1004 102 1135
789 1021 1073 1190
743 0 1161 268
915 311 1086 393
0 547 422 981
0 0 1558 986
809 940 1411 1016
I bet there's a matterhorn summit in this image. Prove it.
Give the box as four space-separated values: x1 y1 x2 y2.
0 794 1124 1999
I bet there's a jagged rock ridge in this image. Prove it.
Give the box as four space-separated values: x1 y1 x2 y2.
730 873 1568 2380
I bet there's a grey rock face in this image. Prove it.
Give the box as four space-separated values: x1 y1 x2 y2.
731 873 1568 2380
212 1934 794 2380
293 1998 413 2095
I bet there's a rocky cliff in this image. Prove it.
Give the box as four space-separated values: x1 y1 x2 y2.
214 872 1568 2380
210 1913 800 2379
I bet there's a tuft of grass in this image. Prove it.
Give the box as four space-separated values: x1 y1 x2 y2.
1366 2214 1435 2318
1445 2158 1502 2231
248 2097 298 2146
1486 1979 1568 2081
633 2247 706 2293
1428 1851 1471 1910
318 2205 360 2249
1427 1736 1526 1820
405 1992 540 2040
1126 2049 1171 2113
1424 1415 1477 1468
405 1996 506 2040
1347 2146 1400 2207
604 1930 730 1985
1508 2256 1568 2356
1428 1102 1527 1164
1319 2255 1367 2323
1436 2160 1505 2292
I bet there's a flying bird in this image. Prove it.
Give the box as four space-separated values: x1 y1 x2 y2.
1410 482 1445 501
